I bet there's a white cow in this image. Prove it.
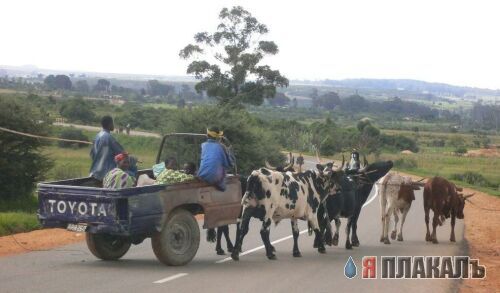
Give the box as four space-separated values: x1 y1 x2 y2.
377 172 424 244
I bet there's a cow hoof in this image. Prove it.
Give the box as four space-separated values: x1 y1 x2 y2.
425 234 432 242
384 238 391 245
332 235 339 246
267 254 277 260
432 239 439 244
231 253 239 261
380 236 384 243
345 242 353 250
351 239 360 247
450 237 456 242
313 241 318 249
271 245 276 253
293 251 302 258
397 235 403 241
216 248 225 255
391 231 397 240
325 237 333 246
318 247 326 254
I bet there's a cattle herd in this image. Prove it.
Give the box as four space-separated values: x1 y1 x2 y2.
226 156 474 261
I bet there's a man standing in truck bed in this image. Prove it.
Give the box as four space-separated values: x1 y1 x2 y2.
90 116 125 183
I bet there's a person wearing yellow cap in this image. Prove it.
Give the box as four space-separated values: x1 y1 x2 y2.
197 126 234 191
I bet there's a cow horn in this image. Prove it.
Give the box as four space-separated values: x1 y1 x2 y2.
265 161 276 170
315 148 322 163
464 193 475 199
412 181 426 187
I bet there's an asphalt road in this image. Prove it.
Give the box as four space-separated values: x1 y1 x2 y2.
0 159 466 293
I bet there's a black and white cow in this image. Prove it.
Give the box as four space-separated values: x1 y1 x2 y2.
231 164 341 260
317 160 394 249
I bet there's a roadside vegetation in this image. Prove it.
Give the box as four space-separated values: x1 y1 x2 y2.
0 5 498 237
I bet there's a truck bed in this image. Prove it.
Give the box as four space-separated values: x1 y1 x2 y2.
37 171 242 237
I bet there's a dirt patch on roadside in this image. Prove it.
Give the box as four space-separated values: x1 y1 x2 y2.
465 148 500 158
460 188 500 293
0 229 84 257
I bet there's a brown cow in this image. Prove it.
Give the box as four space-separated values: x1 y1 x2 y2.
423 177 474 244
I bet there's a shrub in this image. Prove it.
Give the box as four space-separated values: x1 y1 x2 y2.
454 146 468 155
0 97 53 201
393 157 418 169
450 171 498 188
58 128 89 148
429 139 445 147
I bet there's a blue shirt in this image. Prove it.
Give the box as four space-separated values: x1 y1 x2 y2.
89 130 124 180
197 139 233 184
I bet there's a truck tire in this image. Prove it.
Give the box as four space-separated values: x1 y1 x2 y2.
152 209 200 266
86 233 131 261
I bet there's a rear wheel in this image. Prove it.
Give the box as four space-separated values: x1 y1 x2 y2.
152 209 200 266
86 233 131 260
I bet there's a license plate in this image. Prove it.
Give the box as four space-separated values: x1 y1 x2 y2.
67 223 87 232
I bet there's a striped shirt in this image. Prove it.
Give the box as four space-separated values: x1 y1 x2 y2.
103 168 136 189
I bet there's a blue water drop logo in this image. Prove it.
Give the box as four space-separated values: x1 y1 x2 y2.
344 256 357 279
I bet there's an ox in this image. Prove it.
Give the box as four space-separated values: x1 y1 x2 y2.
317 159 394 249
423 177 474 244
231 164 340 260
377 173 425 244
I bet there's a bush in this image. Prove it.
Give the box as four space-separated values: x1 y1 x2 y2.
380 134 419 152
0 97 53 201
454 146 468 155
429 139 446 147
58 128 89 148
159 105 285 175
393 157 418 169
450 171 498 188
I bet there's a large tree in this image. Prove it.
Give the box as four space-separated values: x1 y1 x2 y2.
179 6 289 107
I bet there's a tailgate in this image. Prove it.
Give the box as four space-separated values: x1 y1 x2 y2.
38 185 124 227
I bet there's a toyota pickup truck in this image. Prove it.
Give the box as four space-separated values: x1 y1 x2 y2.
37 133 242 266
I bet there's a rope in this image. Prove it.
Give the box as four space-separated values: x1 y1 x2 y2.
466 199 500 212
0 126 92 145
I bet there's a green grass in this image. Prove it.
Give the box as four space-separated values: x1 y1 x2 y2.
0 212 40 237
44 130 160 181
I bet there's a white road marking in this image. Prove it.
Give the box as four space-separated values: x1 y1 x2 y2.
216 230 308 263
153 273 188 284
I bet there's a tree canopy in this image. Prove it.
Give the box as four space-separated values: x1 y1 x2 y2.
179 6 289 107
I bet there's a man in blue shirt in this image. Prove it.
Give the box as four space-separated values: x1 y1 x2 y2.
90 116 125 182
197 127 234 191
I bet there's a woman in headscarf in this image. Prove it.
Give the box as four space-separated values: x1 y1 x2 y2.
103 152 136 189
197 126 234 191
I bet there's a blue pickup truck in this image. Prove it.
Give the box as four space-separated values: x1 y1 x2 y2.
37 133 242 266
